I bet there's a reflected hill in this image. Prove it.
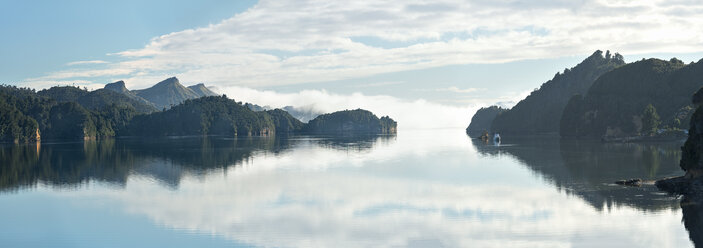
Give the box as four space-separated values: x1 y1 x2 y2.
0 134 395 191
471 137 682 211
308 134 397 152
681 196 703 247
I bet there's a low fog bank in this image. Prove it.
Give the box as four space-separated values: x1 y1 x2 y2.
221 86 476 129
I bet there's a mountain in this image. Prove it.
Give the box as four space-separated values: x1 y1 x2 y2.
488 50 625 135
302 109 397 134
245 104 324 123
38 86 157 113
466 106 507 137
132 77 201 110
104 81 158 110
245 102 269 112
560 58 703 138
282 106 323 123
104 80 130 94
188 83 218 97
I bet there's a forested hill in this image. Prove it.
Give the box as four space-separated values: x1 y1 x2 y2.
125 96 278 137
560 58 703 138
489 50 625 135
466 106 506 137
38 86 158 113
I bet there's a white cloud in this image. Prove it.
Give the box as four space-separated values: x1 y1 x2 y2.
66 60 108 66
22 0 703 91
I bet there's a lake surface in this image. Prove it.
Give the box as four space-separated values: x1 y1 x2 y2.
0 129 698 247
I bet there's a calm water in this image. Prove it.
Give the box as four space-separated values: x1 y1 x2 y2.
0 129 698 247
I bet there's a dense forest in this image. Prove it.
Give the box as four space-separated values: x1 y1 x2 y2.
490 50 625 135
560 58 702 137
0 85 139 142
465 106 506 137
0 79 396 143
38 86 157 113
303 109 397 134
265 109 305 133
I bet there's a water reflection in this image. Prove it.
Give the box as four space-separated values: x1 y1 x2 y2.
681 196 703 246
472 136 703 247
0 131 694 247
0 135 395 191
470 137 682 211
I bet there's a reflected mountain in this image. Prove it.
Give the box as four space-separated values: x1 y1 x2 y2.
0 134 395 191
471 137 682 211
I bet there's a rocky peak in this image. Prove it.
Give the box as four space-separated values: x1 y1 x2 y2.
104 80 129 93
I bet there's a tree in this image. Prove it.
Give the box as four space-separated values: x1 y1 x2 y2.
641 104 661 136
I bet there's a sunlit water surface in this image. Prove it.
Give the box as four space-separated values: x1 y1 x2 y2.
0 129 697 247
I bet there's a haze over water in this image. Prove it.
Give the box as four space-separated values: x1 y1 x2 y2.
0 129 694 247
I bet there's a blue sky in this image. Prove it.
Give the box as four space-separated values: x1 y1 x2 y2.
0 0 256 82
2 0 703 127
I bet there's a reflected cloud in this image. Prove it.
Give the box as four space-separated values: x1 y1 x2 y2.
70 153 687 247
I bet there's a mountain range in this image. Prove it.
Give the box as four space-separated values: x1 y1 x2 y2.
108 77 218 110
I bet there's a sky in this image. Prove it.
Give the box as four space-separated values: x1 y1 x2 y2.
3 0 703 128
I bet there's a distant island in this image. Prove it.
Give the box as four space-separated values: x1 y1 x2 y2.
303 109 397 135
467 50 701 141
0 77 397 143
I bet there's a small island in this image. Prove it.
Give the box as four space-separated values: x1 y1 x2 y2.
303 109 397 135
